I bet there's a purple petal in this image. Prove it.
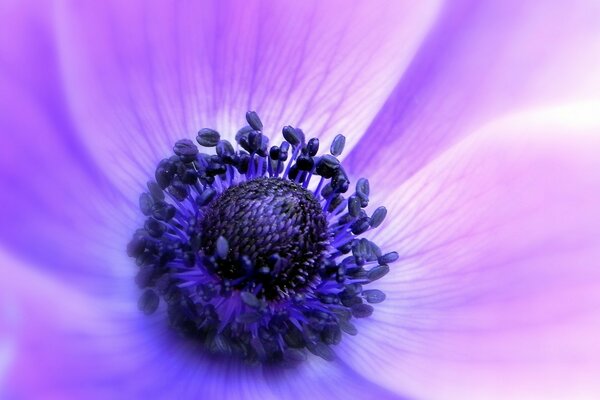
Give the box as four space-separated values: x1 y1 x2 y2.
337 104 600 398
54 0 441 196
1 249 407 399
0 1 135 285
345 0 600 186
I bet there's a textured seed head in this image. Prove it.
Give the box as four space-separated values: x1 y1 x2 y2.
127 112 397 364
200 177 329 299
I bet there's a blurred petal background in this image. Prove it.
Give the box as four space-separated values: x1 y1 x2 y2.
1 0 600 399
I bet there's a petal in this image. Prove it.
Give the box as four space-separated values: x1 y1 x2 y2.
345 0 600 186
0 1 135 284
1 248 406 399
338 103 600 399
54 0 441 197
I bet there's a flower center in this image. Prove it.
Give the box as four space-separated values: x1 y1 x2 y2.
199 177 329 300
127 111 398 364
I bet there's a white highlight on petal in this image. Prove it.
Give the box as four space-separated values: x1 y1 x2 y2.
347 0 600 188
338 102 600 399
0 296 17 399
53 0 442 199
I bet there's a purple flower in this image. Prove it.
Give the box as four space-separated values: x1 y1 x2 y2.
2 0 600 398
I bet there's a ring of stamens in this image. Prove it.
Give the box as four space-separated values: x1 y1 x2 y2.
128 111 398 364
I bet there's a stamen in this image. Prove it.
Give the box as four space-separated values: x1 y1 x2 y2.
127 111 397 364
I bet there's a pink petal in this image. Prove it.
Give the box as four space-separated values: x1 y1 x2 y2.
54 0 441 198
1 249 404 399
0 0 134 284
345 0 600 187
338 103 600 399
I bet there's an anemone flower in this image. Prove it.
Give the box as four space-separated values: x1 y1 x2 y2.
2 1 600 399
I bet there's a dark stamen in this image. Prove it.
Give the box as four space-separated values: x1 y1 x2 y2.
127 112 397 364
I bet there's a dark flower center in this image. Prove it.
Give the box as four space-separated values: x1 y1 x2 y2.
200 177 329 300
127 111 398 365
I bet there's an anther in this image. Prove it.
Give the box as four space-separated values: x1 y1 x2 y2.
128 111 397 364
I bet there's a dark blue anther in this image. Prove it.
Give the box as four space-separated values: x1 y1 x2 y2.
216 140 235 160
145 218 166 238
367 241 383 259
348 195 361 217
315 155 340 178
155 159 176 189
168 179 189 201
135 265 156 287
138 289 160 315
239 139 252 154
307 342 335 361
238 153 250 173
351 303 373 318
152 201 176 221
370 206 387 228
173 139 199 162
356 178 370 196
341 293 362 307
206 161 226 177
284 349 306 363
331 171 349 193
321 183 334 198
258 135 269 157
327 194 344 213
367 264 389 282
363 289 386 304
179 168 198 184
139 193 153 216
361 239 379 262
340 320 358 335
248 130 262 152
351 217 370 235
147 181 165 201
159 248 176 266
296 155 314 171
269 145 280 160
379 251 399 264
288 165 300 180
307 138 319 156
338 214 355 226
330 134 346 156
127 235 146 258
197 128 220 147
245 111 263 131
135 252 157 268
282 125 300 146
357 192 369 208
351 239 366 257
236 126 253 148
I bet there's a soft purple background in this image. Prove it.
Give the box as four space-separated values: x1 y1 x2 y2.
2 1 600 399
